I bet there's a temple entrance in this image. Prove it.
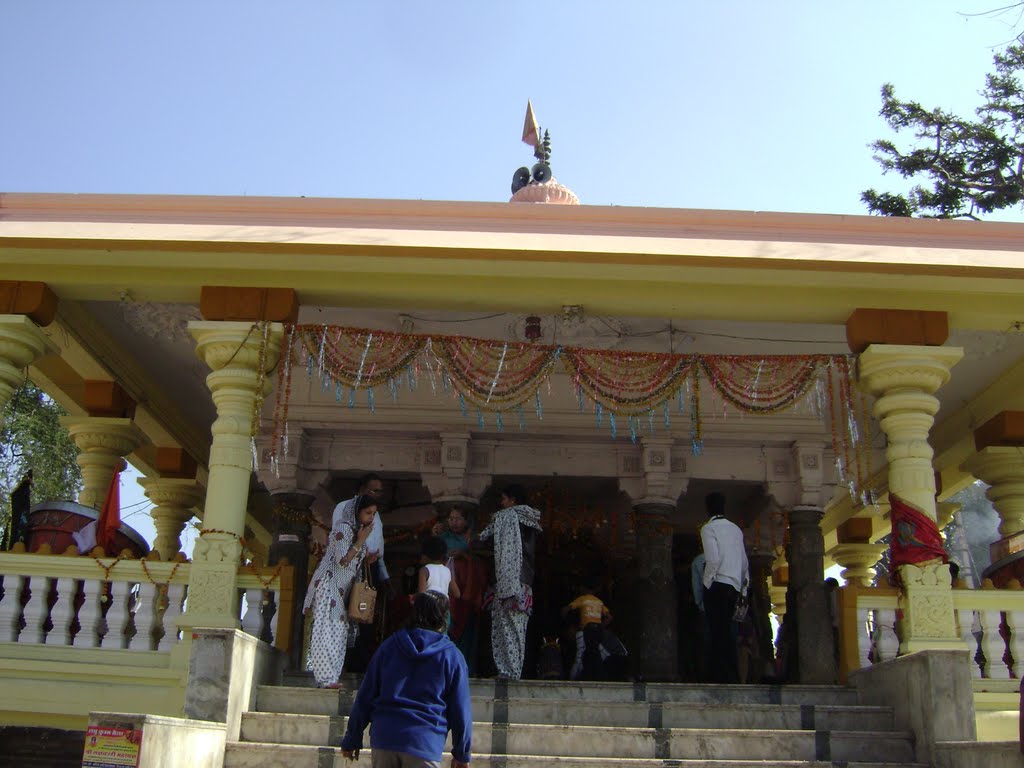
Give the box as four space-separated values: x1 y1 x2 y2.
479 476 631 680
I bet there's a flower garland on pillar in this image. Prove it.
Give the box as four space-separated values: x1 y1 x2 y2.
261 324 870 497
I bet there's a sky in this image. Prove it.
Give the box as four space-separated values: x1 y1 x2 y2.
3 1 1023 216
4 1 1021 548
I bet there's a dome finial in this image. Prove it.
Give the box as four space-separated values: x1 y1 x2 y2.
510 101 578 205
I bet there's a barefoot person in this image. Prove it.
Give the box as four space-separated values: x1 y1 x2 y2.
304 495 376 688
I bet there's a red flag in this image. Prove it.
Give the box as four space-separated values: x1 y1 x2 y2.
96 469 122 553
889 494 947 583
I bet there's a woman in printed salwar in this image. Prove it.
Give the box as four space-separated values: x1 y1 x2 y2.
477 484 542 680
304 494 376 688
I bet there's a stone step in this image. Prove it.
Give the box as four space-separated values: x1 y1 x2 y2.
224 743 925 768
241 701 895 743
236 715 913 763
256 681 862 715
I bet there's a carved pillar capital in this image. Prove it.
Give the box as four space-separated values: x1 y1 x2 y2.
858 344 963 519
0 314 58 416
963 447 1024 537
138 477 205 560
60 416 147 509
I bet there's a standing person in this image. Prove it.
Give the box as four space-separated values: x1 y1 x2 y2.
332 473 390 588
419 536 462 601
699 492 749 684
304 495 377 688
333 473 391 672
434 506 486 675
341 591 472 768
477 483 542 680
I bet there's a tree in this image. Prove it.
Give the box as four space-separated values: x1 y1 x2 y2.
862 39 1024 219
0 382 82 541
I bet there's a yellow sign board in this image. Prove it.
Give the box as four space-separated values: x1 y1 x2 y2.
82 724 142 768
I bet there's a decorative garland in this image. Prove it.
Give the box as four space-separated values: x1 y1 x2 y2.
265 324 871 498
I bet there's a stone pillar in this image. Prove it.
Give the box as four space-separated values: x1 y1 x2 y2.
0 314 58 417
633 502 678 681
61 417 146 509
858 343 963 653
139 478 205 560
180 321 283 631
268 491 314 669
787 505 836 684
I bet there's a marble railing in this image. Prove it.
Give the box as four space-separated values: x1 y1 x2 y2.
837 582 1024 681
0 551 294 653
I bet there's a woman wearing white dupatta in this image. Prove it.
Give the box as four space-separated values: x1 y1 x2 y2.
477 484 542 680
304 495 376 688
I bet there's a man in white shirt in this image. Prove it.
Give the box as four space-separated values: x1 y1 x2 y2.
699 491 749 684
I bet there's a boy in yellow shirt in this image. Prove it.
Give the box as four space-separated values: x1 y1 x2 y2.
563 585 611 680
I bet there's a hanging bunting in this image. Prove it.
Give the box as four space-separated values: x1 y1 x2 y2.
266 324 862 493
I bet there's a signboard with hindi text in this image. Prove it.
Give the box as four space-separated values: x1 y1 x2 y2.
82 724 142 767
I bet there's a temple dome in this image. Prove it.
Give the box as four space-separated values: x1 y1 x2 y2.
509 178 580 205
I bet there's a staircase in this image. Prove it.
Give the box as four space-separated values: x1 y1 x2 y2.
225 676 925 768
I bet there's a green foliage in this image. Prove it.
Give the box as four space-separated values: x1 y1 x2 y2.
0 382 82 537
863 40 1024 219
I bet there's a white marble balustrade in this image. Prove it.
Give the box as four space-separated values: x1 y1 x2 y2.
844 585 1024 679
0 553 289 652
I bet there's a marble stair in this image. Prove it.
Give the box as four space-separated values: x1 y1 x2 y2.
224 678 925 768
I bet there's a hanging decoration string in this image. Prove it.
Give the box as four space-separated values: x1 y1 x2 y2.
266 323 865 492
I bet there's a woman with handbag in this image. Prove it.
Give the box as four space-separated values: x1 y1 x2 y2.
304 494 377 688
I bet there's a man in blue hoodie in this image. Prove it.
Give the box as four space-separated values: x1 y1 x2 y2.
341 591 472 767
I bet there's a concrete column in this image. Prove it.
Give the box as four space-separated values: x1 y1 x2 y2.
138 478 205 560
181 321 282 631
0 314 57 417
268 491 314 670
60 417 146 509
963 447 1024 538
858 344 963 653
786 505 837 684
633 502 678 682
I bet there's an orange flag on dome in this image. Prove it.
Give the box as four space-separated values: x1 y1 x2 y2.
96 469 122 553
522 101 540 149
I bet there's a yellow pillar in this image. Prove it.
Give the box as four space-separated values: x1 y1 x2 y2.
827 515 886 587
858 344 963 653
138 477 205 560
60 417 146 509
0 314 58 417
180 321 282 630
963 448 1024 538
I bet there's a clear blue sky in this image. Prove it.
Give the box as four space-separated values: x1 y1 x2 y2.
2 1 1021 215
4 2 1019 547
